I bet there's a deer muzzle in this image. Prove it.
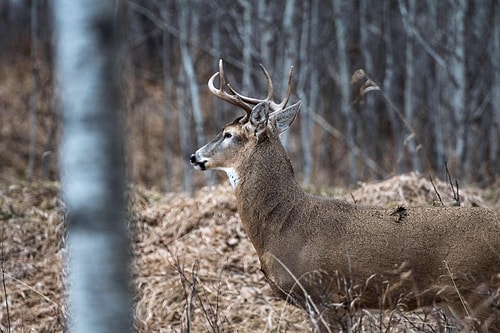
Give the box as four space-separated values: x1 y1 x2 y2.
190 153 207 171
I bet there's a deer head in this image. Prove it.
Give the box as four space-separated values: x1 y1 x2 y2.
190 59 301 187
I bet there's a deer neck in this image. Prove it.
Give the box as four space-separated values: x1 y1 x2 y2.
235 137 304 252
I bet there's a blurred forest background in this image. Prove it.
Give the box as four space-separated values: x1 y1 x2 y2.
1 0 499 192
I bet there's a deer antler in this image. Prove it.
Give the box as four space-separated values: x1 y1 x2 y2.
208 59 294 122
228 64 293 114
208 59 253 121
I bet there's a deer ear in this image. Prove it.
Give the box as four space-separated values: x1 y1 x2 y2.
270 101 301 134
248 102 270 138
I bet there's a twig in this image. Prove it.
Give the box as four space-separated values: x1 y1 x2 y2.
444 162 460 206
172 255 194 332
429 176 444 206
351 69 432 171
170 252 228 332
1 228 11 333
270 254 333 333
2 273 59 309
444 162 456 199
350 193 357 205
454 180 460 207
443 260 469 318
313 113 385 176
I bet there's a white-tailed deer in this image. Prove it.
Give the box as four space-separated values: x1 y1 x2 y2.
190 59 500 332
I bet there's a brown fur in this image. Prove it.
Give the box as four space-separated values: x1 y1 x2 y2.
237 136 500 330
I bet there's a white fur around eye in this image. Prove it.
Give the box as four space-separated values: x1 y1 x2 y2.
219 167 239 188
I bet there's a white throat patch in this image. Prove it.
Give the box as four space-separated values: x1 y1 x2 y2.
219 168 239 188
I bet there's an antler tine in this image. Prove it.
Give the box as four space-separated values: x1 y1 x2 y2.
228 64 294 112
259 63 274 102
208 59 295 120
273 65 294 112
208 59 252 113
227 63 274 107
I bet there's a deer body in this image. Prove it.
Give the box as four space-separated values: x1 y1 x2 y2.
235 133 499 312
191 60 500 331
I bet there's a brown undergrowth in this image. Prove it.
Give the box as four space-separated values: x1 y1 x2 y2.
0 174 498 332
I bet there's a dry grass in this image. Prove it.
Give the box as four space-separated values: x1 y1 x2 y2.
345 172 490 208
0 174 498 332
0 182 66 332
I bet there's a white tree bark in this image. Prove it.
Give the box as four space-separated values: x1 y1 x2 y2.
55 1 131 332
492 1 500 173
162 2 173 192
332 0 357 183
238 0 253 92
28 0 39 180
279 0 297 150
399 0 422 173
257 0 273 66
297 0 320 187
176 71 194 194
178 0 205 148
178 0 214 187
448 0 467 174
359 0 380 173
382 0 403 173
425 1 446 175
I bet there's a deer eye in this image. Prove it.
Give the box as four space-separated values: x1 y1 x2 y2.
223 132 233 139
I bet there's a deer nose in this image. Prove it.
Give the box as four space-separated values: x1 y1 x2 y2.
190 153 207 170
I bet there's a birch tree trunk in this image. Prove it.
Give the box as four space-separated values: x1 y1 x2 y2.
55 1 132 332
359 0 380 174
238 0 253 92
297 1 312 186
448 0 467 175
211 13 224 129
297 0 320 187
279 0 297 150
399 0 421 173
426 1 445 175
177 0 214 186
257 0 273 66
28 0 39 180
162 2 173 192
492 1 500 176
382 0 403 174
332 0 357 183
177 0 205 148
177 71 194 194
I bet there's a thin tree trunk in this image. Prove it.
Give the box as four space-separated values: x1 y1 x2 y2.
211 13 224 129
41 101 58 179
279 0 297 150
177 0 205 148
297 0 319 187
332 0 357 183
162 2 173 192
426 1 445 175
239 0 253 92
177 71 193 194
448 0 467 176
399 0 421 173
297 0 312 186
177 0 213 186
257 0 272 66
492 0 500 177
359 0 380 176
55 1 132 332
28 0 39 181
382 0 402 174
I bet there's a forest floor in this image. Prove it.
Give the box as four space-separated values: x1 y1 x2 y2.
0 173 499 332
